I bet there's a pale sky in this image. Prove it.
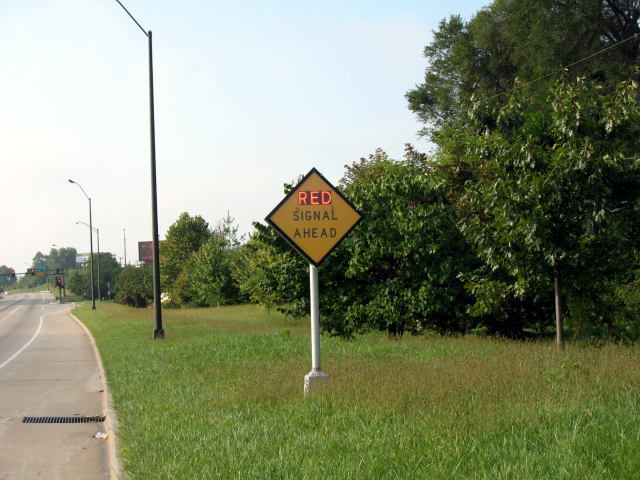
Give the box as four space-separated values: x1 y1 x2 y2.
1 0 488 271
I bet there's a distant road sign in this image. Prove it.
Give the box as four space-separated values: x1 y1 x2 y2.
138 241 153 263
138 240 165 264
25 268 46 277
266 168 362 266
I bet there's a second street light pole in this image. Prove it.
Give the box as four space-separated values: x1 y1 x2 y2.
96 227 101 301
148 30 164 339
69 179 96 310
115 0 163 338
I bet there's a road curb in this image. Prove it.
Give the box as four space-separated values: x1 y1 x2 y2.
69 306 125 480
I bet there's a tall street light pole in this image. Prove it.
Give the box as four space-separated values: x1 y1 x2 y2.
96 227 101 301
123 227 127 266
77 222 101 301
68 179 96 310
114 0 163 339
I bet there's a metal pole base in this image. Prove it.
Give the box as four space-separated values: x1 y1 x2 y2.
304 369 329 395
153 328 165 340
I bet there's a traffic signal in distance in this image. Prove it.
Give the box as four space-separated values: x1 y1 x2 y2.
56 277 62 286
10 269 15 279
56 268 60 275
27 268 35 276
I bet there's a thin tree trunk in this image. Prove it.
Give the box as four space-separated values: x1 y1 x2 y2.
554 267 564 349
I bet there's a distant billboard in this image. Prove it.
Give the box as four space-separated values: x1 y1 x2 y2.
138 241 165 264
138 241 153 263
76 255 89 265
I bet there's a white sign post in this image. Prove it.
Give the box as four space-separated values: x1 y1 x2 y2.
304 264 329 394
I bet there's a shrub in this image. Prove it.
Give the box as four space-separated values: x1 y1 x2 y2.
115 265 153 308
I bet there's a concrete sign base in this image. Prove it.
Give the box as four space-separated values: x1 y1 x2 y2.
304 369 330 395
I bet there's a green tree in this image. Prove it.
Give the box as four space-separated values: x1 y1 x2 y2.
407 0 640 133
441 74 640 343
66 269 89 297
232 223 308 316
32 251 47 269
95 253 122 300
332 150 478 337
215 211 245 249
189 235 240 307
115 265 153 307
46 247 77 273
0 265 17 289
160 212 212 305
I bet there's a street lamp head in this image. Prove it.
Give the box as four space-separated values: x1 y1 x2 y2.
68 179 75 184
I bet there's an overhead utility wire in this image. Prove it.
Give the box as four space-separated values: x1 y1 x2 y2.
484 31 640 103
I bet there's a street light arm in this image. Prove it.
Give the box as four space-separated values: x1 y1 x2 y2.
68 178 96 309
76 221 98 233
114 0 149 37
68 179 90 201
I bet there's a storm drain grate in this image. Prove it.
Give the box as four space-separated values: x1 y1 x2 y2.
22 415 105 424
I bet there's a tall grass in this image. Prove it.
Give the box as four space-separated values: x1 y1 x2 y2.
76 303 640 479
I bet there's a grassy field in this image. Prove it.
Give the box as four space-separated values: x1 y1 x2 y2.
74 302 640 479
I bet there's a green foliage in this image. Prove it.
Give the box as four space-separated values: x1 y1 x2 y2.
160 212 212 305
333 150 478 336
32 251 46 269
66 269 88 297
215 210 245 249
114 265 153 308
0 265 16 289
62 252 121 300
46 246 77 272
94 253 122 300
233 222 308 316
402 0 640 339
161 212 246 307
239 150 480 337
407 0 640 134
188 236 241 307
439 74 640 336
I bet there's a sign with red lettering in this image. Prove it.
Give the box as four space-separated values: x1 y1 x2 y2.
298 190 332 205
266 168 362 265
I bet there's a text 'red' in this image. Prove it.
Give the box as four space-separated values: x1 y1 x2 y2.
298 190 332 205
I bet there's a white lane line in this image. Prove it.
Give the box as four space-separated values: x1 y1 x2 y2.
0 314 45 372
0 308 19 327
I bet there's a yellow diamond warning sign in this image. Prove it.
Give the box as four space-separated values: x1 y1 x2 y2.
266 168 362 265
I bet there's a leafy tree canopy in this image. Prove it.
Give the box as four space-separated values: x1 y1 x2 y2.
407 0 640 132
0 265 16 289
160 212 212 301
115 265 153 308
46 247 77 272
438 72 640 338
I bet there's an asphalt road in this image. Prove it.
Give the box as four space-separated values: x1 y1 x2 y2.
0 292 110 480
